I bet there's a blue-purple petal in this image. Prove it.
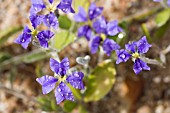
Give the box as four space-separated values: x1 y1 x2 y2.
125 42 137 53
48 0 54 4
133 59 150 74
66 71 84 89
36 75 58 94
153 0 161 2
61 57 70 71
102 38 120 56
43 13 59 30
88 2 103 20
90 36 102 54
50 58 60 73
37 30 54 48
30 0 46 14
168 0 170 7
14 26 32 49
50 58 69 76
77 25 93 41
55 82 74 104
57 0 75 13
74 6 88 22
29 14 43 28
92 16 107 34
136 36 152 54
116 49 131 64
106 20 122 36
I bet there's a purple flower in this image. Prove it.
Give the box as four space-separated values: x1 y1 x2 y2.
116 36 152 74
90 36 120 56
74 3 103 22
103 38 120 56
57 0 75 13
14 26 32 49
37 30 54 48
74 3 103 40
30 0 74 29
93 16 122 36
14 26 54 49
36 58 84 104
77 25 93 41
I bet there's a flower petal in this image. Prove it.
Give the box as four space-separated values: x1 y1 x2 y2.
48 0 54 4
74 6 87 22
43 13 59 30
77 25 93 41
37 30 54 48
92 16 107 34
103 38 120 56
125 42 137 53
50 58 69 76
89 36 102 54
55 82 74 104
30 14 43 28
136 36 152 54
61 57 70 71
116 49 131 64
36 75 58 94
88 2 103 20
57 0 75 13
106 20 122 36
133 59 150 74
14 26 32 49
66 71 84 89
30 0 46 14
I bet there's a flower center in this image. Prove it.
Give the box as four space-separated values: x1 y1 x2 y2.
132 52 140 59
31 29 38 36
58 75 66 82
100 33 106 41
47 4 55 12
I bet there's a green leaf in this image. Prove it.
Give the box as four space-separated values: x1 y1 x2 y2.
84 60 116 102
141 23 152 43
155 8 170 27
23 50 50 63
154 20 170 39
58 15 72 30
52 31 76 50
0 49 50 72
63 100 77 112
